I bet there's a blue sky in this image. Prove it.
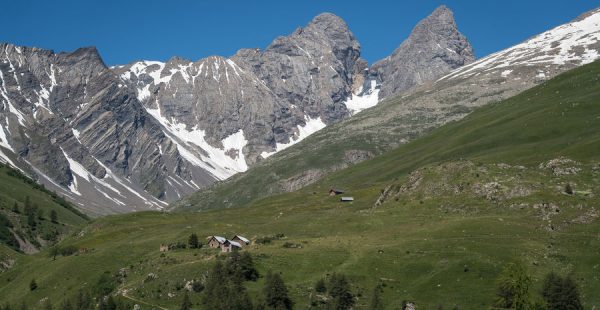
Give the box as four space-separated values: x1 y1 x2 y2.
2 0 599 66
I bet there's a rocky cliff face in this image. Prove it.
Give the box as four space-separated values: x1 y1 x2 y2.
371 5 475 98
175 6 600 212
113 13 367 166
0 6 477 215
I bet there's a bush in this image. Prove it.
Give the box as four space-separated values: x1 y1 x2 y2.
192 281 205 293
315 278 327 293
565 183 574 195
29 279 37 291
59 245 79 256
256 234 286 245
93 272 116 298
282 242 302 248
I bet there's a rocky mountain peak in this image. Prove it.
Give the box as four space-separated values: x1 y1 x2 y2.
0 8 480 215
371 6 475 98
305 12 353 37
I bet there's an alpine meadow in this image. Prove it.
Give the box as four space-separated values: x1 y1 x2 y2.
0 2 599 309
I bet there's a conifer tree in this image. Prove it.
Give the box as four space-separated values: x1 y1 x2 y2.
50 210 58 223
370 284 384 310
542 272 583 310
328 273 354 310
202 259 228 308
188 233 199 249
180 291 192 310
239 252 259 281
263 271 293 310
495 263 532 310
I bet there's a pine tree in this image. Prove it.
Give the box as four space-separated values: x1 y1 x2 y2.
225 281 253 310
180 291 192 310
263 271 293 310
75 289 92 310
370 284 384 310
202 259 228 308
12 202 19 214
50 210 58 223
239 252 259 281
328 273 354 310
37 208 44 220
188 233 199 249
495 263 532 310
27 211 36 228
542 272 583 310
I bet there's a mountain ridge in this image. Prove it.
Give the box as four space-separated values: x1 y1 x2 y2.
176 5 600 212
1 6 475 215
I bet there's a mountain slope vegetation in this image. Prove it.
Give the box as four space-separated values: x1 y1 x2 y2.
175 8 600 212
0 163 88 254
1 60 599 308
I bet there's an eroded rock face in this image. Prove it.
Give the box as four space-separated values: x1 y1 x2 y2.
0 44 196 214
114 13 367 167
371 5 475 98
0 7 479 214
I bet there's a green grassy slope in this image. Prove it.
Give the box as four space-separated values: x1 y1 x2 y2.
178 58 600 212
1 61 599 308
0 163 89 253
311 59 600 192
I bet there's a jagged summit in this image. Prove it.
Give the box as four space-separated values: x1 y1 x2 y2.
305 12 353 36
371 5 475 98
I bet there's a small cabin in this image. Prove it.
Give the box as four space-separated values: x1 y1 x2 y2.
232 235 250 247
329 188 345 196
340 197 354 202
207 236 227 248
159 244 169 252
221 240 242 253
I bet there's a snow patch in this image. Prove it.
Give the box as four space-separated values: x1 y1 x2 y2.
0 124 14 152
441 10 600 81
0 70 27 126
145 104 249 180
344 80 380 115
261 116 326 158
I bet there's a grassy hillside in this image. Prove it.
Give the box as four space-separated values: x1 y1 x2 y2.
1 61 599 308
176 57 600 212
174 54 555 213
0 163 89 254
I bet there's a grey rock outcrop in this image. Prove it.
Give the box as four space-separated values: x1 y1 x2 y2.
371 5 475 98
1 6 478 215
